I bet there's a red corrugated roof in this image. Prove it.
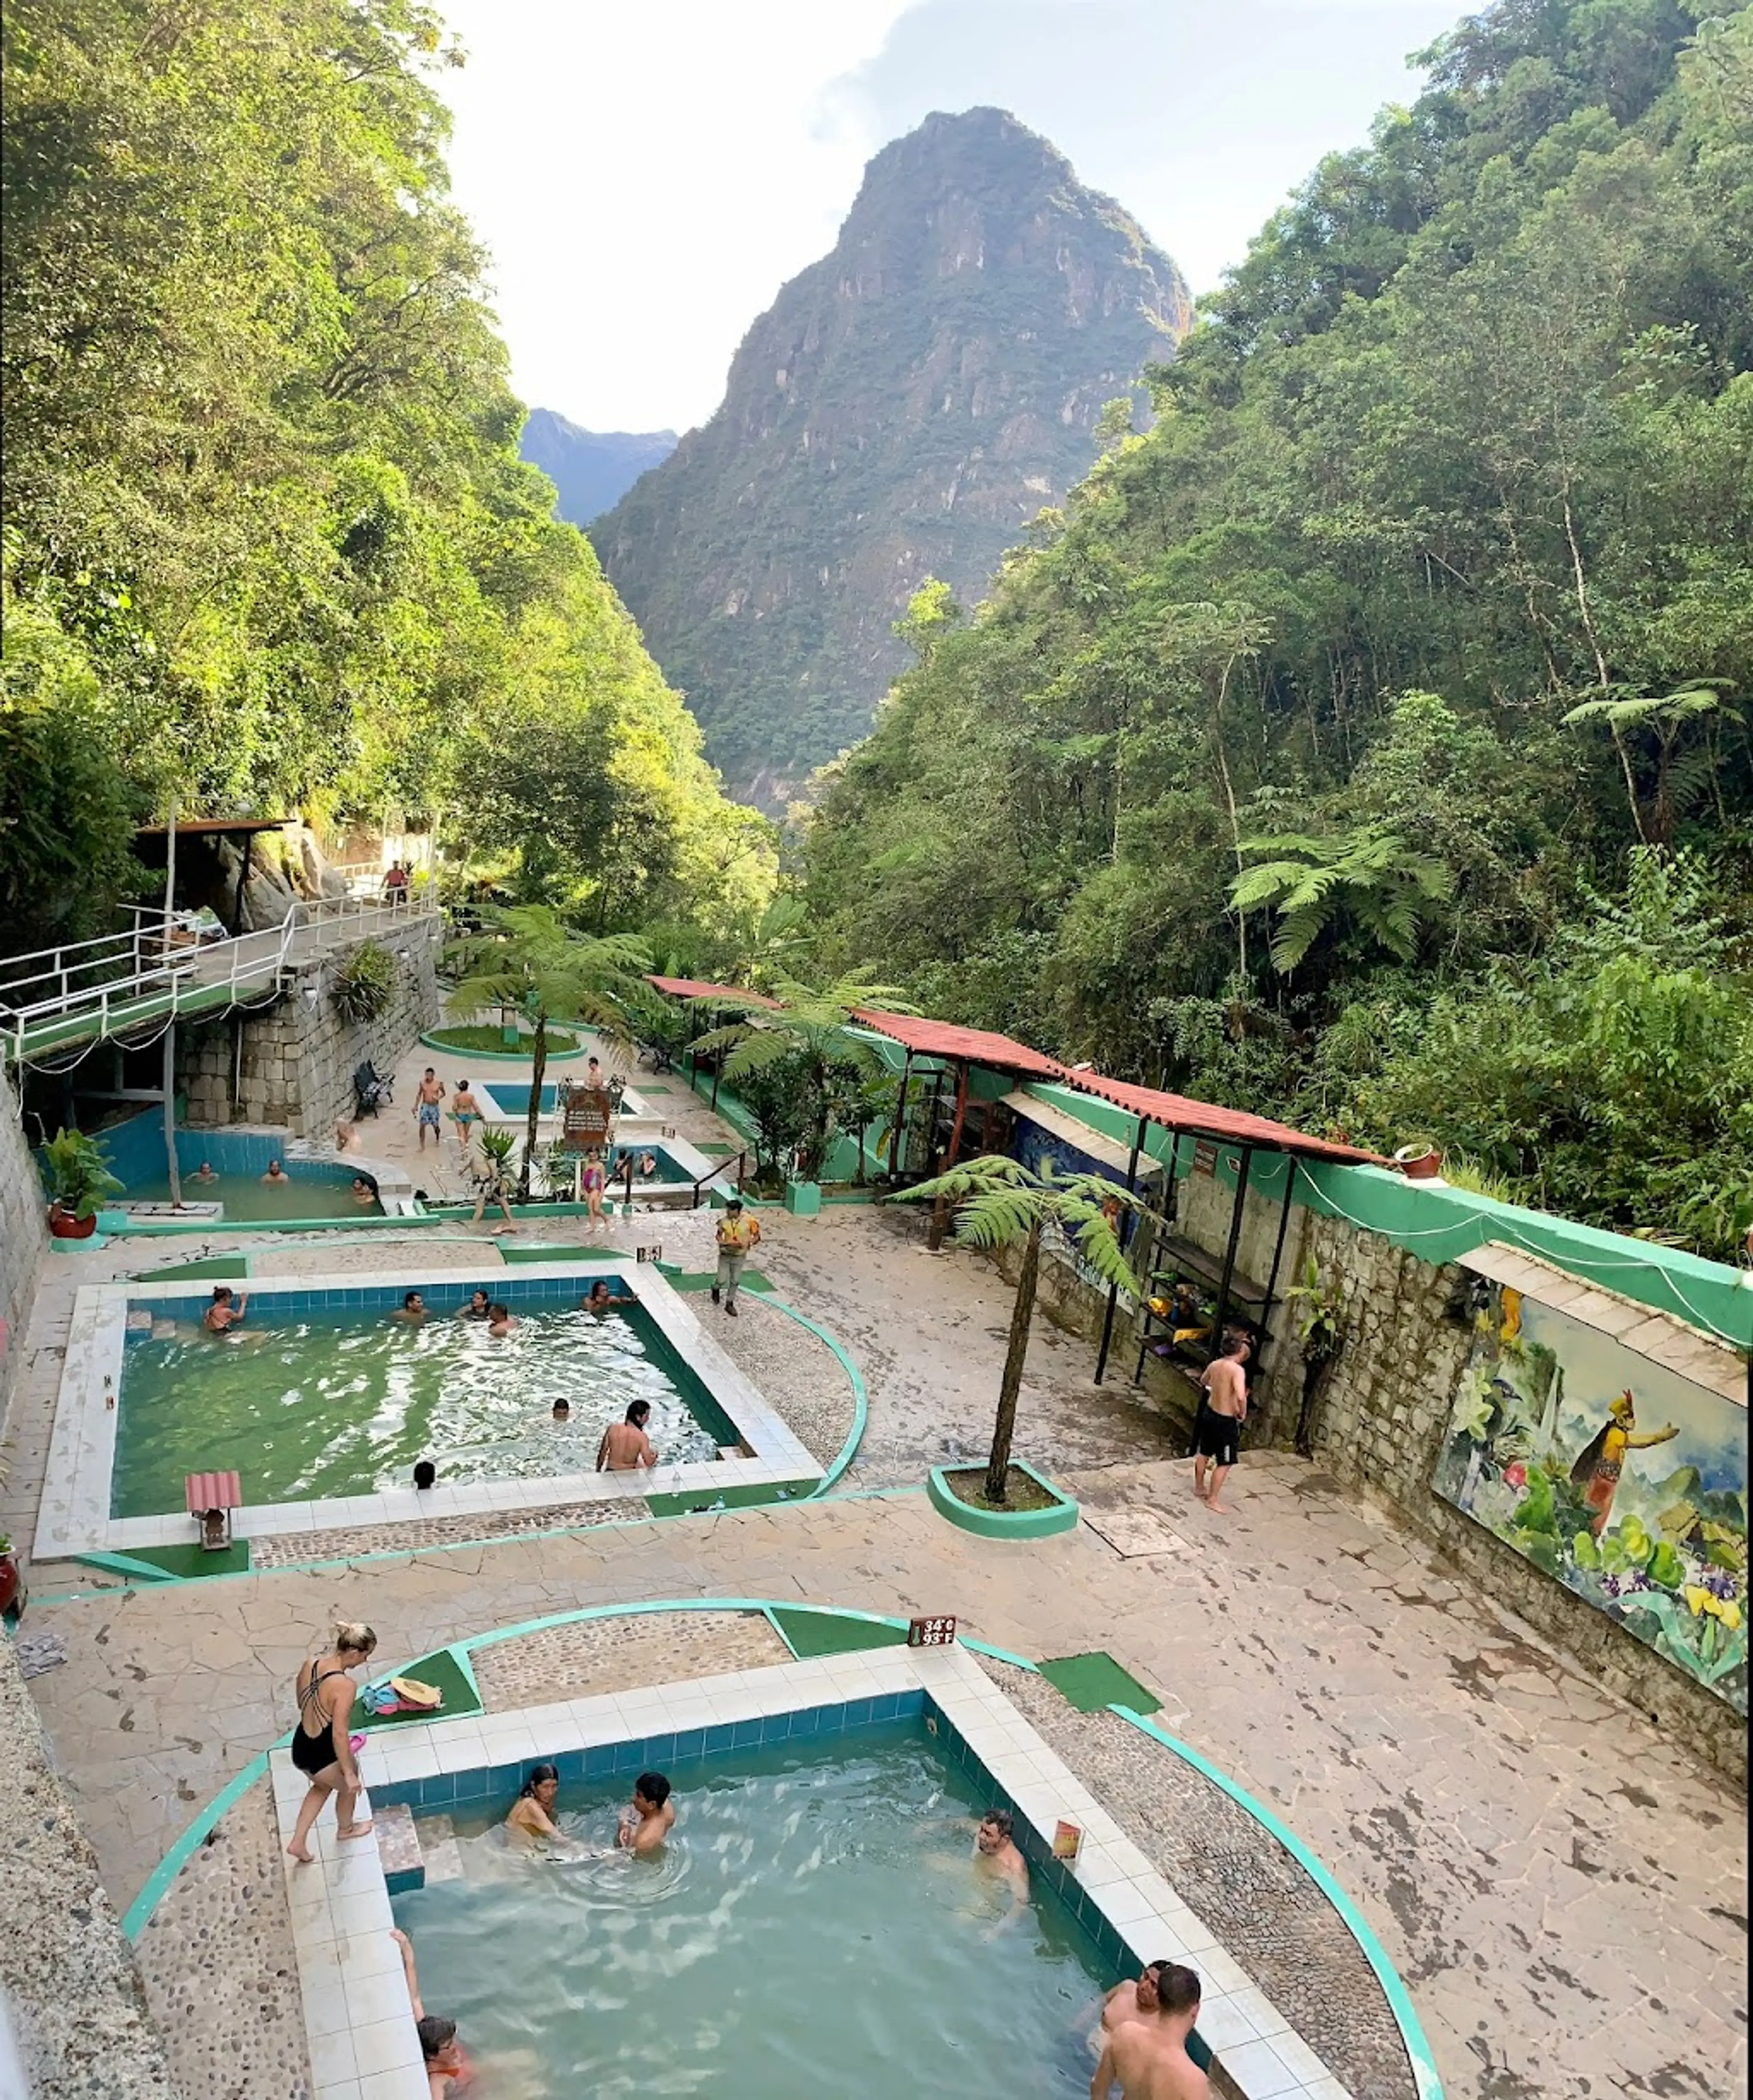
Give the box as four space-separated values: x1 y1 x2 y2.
851 1011 1069 1079
648 975 780 1009
1057 1071 1385 1164
184 1470 242 1511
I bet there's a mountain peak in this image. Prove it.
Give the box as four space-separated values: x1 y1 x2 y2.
592 114 1190 808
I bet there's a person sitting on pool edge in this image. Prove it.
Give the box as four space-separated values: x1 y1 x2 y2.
203 1285 249 1334
261 1157 290 1186
395 1291 426 1323
460 1288 492 1320
617 1770 673 1855
413 1459 437 1490
596 1399 658 1472
391 1929 471 2098
582 1280 634 1317
506 1762 563 1844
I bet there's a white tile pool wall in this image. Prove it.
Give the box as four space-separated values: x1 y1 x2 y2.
33 1259 817 1561
272 1641 1354 2100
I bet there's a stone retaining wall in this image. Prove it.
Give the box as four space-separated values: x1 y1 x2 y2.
0 1632 177 2097
1001 1171 1745 1784
0 1069 47 1426
178 916 441 1135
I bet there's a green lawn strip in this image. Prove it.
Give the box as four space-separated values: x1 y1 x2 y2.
768 1607 910 1659
641 1478 818 1519
1039 1652 1161 1716
118 1540 252 1579
696 1141 737 1156
499 1242 635 1264
349 1646 482 1731
656 1267 774 1294
129 1253 251 1282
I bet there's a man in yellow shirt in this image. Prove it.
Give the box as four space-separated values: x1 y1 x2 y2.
711 1198 761 1317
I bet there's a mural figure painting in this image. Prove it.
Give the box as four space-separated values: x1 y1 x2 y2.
1570 1392 1679 1538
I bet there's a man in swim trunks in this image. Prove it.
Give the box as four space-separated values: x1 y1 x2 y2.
414 1068 446 1152
203 1286 249 1334
1192 1333 1249 1513
617 1770 674 1855
449 1081 482 1158
596 1399 658 1472
1092 1962 1205 2099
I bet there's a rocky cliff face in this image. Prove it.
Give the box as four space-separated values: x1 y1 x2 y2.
590 108 1190 808
519 410 678 526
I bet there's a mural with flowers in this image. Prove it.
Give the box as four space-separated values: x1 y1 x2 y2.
1433 1284 1747 1713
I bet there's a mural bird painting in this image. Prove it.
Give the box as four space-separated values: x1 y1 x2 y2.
1569 1390 1680 1537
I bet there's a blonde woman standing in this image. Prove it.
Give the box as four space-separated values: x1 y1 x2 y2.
285 1622 378 1863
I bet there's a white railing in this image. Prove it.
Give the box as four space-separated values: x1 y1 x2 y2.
0 890 439 1064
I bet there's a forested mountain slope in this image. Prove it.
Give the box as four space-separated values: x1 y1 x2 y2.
1 0 772 948
802 1 1753 1255
520 410 678 526
592 107 1191 807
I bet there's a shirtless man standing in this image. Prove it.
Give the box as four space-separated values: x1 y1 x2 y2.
413 1068 446 1153
596 1398 658 1472
1192 1333 1249 1513
1092 1962 1205 2100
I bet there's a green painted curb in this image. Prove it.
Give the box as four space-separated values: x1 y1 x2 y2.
1109 1705 1445 2100
121 1750 274 1939
926 1460 1079 1539
418 1031 587 1063
72 1550 181 1584
752 1299 867 1497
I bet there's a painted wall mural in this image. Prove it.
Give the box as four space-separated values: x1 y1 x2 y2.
1433 1284 1748 1712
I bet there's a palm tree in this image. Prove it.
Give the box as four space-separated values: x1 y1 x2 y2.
688 973 914 1182
447 906 650 1199
1229 826 1455 973
893 1156 1145 1505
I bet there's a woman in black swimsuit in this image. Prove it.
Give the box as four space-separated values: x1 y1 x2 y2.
285 1621 378 1863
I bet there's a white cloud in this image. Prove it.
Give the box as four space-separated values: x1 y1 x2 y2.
436 0 908 431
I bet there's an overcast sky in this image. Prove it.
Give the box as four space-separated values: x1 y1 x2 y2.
433 0 1459 435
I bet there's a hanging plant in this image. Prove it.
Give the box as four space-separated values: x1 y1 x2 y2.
331 940 396 1023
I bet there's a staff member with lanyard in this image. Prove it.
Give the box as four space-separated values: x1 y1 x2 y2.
711 1198 761 1317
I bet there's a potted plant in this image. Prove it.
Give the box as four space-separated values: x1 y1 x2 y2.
1393 1142 1443 1180
1284 1255 1346 1458
42 1127 124 1239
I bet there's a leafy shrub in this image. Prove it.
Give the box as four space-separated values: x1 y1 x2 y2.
331 940 396 1024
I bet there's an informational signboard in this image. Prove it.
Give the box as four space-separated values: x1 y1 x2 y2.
559 1084 614 1152
907 1615 957 1648
635 1245 664 1263
1052 1820 1083 1861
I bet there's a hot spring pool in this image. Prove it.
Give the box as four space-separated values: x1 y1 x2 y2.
112 1298 730 1516
115 1169 378 1221
391 1721 1110 2098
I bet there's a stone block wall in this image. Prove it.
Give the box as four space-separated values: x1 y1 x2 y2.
179 918 440 1135
1001 1157 1744 1782
0 1069 47 1423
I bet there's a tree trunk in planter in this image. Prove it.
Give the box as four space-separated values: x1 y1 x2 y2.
522 1020 547 1202
986 1218 1041 1504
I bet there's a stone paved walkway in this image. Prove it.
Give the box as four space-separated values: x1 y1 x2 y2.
27 1463 1744 2100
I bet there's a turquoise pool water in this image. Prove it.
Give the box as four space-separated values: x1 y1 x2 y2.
113 1299 729 1515
117 1169 376 1220
392 1723 1111 2098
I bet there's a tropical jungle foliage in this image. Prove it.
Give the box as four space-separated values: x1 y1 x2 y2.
801 1 1753 1255
0 0 773 949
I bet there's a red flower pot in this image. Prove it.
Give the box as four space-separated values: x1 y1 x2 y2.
1393 1145 1443 1181
47 1205 97 1240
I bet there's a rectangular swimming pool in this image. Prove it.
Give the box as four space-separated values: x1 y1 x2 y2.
112 1291 733 1516
391 1719 1111 2097
37 1262 819 1560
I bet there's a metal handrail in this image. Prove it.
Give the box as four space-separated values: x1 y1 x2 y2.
690 1151 748 1208
0 889 439 1063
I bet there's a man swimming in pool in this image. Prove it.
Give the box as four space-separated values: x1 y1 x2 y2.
1098 1964 1176 2044
582 1280 634 1317
261 1158 290 1186
596 1399 658 1472
395 1291 426 1323
191 1160 219 1184
974 1807 1029 1903
1091 1962 1205 2099
203 1286 249 1334
617 1771 674 1855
